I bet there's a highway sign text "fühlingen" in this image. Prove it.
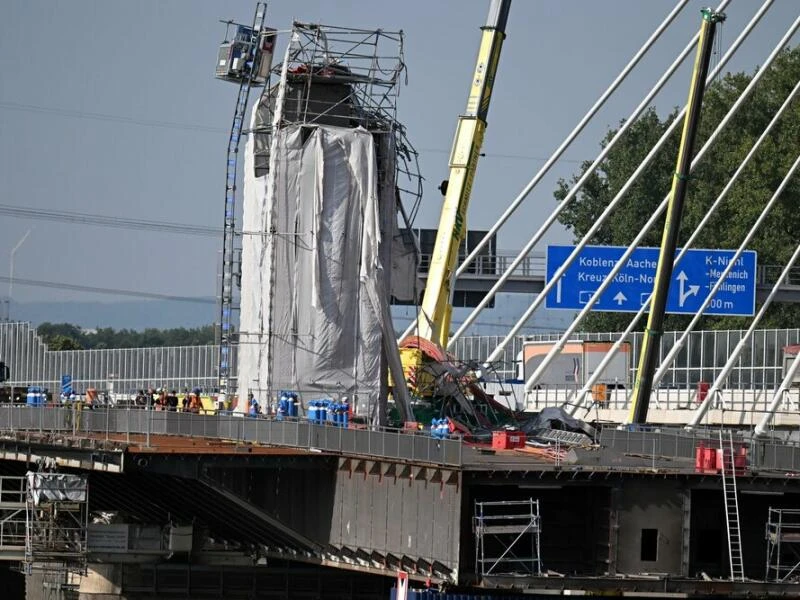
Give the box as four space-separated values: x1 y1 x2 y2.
545 245 757 316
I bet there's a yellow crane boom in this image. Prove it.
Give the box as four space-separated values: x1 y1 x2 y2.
412 0 511 347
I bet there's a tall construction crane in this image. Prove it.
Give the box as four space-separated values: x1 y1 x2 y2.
626 7 725 425
213 4 276 402
400 0 511 398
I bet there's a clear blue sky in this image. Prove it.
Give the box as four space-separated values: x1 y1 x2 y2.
1 0 797 328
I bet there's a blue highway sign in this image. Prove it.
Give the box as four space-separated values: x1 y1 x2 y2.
545 245 757 316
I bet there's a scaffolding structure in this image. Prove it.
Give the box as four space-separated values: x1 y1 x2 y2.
214 3 271 400
0 476 27 560
473 499 542 577
250 21 422 219
0 474 88 598
25 472 89 574
236 20 422 410
765 508 800 582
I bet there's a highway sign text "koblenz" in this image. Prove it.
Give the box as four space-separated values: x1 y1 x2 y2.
545 245 757 316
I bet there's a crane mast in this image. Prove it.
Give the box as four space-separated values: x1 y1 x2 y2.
626 7 725 425
411 0 511 347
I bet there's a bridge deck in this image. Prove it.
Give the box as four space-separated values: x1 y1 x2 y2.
2 406 800 476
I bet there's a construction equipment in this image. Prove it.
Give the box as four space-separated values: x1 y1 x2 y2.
765 508 800 582
405 0 510 349
399 0 510 416
627 8 725 425
719 429 745 581
214 4 276 401
473 499 542 577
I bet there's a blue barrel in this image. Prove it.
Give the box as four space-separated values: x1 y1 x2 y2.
342 400 349 428
431 418 448 439
276 397 286 421
319 400 326 424
307 401 317 423
288 393 298 417
27 386 43 407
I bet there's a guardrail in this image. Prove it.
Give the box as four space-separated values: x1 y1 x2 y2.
599 426 715 461
417 252 545 277
417 252 800 286
5 406 800 475
599 425 800 474
0 407 463 468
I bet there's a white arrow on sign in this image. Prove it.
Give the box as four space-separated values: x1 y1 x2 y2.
613 291 627 306
676 271 700 307
556 277 562 304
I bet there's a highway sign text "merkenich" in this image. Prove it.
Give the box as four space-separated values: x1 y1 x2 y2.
545 245 757 316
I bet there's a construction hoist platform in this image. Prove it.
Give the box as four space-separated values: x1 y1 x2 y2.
214 3 276 400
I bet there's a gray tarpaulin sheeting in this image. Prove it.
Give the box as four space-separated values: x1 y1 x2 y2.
238 120 396 414
27 472 87 505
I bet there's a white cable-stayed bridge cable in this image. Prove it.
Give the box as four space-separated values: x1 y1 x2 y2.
478 0 776 371
566 75 800 416
451 0 691 277
443 0 739 347
397 0 702 344
687 247 800 429
650 154 800 390
522 9 800 395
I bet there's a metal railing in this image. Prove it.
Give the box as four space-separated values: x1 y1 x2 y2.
3 323 800 402
5 406 800 476
417 251 546 277
599 426 716 461
0 475 26 556
599 425 800 474
418 252 800 286
0 406 463 467
453 327 800 387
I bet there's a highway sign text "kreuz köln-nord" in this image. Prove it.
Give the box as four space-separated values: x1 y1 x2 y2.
545 245 757 316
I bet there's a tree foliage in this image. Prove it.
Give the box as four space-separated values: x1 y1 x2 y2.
37 323 216 350
555 46 800 332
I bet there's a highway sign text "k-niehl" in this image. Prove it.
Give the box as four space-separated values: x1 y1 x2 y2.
545 245 757 316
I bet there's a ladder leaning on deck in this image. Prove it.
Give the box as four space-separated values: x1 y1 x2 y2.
720 429 745 581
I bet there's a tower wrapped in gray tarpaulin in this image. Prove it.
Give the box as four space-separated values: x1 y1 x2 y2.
236 23 420 420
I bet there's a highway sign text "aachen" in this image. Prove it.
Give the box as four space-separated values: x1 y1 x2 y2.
545 245 757 316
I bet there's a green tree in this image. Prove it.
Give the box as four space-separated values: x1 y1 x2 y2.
37 322 216 349
38 322 85 349
47 335 84 351
555 46 800 332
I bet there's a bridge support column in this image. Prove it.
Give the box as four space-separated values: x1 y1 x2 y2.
78 564 126 600
25 569 82 600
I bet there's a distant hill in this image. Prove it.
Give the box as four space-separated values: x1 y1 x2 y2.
11 300 216 330
9 293 573 334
